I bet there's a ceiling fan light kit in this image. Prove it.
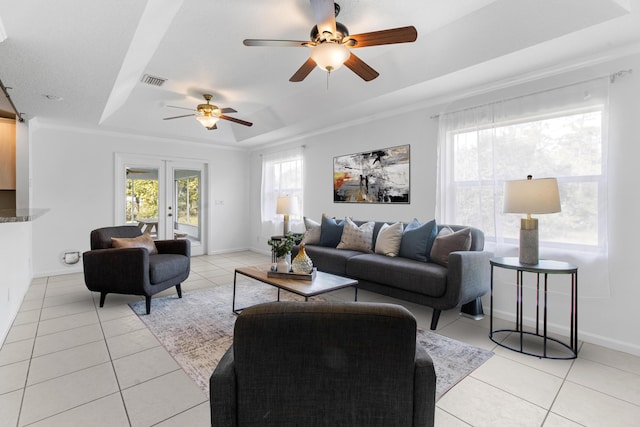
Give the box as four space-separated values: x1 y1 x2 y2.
196 114 219 130
310 42 350 72
243 0 418 82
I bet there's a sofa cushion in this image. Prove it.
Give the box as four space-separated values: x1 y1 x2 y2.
302 217 321 245
319 215 345 247
430 227 472 266
111 234 158 254
302 245 362 277
346 254 448 298
398 219 437 262
149 254 189 284
375 222 404 257
337 217 374 252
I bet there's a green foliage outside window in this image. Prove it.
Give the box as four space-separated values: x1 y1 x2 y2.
176 176 199 226
126 179 158 222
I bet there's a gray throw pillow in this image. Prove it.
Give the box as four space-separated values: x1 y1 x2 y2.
319 214 345 247
430 227 472 266
302 217 321 245
398 218 437 262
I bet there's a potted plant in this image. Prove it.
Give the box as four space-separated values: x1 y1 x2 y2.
268 233 296 272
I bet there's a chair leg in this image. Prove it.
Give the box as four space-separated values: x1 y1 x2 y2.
145 296 152 314
99 292 107 307
430 309 441 330
176 284 182 299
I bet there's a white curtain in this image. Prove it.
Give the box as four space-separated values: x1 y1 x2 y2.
261 147 304 235
436 77 610 297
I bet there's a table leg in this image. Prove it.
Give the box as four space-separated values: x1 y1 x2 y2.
489 265 494 339
232 271 240 314
517 270 523 352
544 273 549 357
535 273 540 336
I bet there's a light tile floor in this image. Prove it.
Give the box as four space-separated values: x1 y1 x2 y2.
1 251 639 426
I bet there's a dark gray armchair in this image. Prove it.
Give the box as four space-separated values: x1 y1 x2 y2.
82 225 190 314
210 301 436 426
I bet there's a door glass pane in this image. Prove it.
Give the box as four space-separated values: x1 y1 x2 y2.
174 169 200 242
126 168 159 238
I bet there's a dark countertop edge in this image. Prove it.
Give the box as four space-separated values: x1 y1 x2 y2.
0 208 50 223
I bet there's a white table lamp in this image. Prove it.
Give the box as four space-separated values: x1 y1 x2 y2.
503 175 561 265
276 196 299 235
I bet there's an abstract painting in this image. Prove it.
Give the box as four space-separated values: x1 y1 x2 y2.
333 144 410 203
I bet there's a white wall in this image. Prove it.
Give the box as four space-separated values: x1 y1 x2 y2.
248 108 439 251
249 53 640 356
29 123 250 276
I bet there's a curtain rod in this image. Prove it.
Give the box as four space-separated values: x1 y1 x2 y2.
430 69 633 119
0 79 24 122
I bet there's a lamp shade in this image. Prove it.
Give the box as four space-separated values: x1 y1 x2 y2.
503 177 561 215
276 196 299 216
310 42 350 72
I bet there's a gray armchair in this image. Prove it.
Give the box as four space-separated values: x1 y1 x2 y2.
210 301 436 426
82 225 190 314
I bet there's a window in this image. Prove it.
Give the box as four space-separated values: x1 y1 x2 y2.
436 77 609 257
175 172 199 227
261 148 304 226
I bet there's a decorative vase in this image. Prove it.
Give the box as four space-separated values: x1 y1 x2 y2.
291 243 314 274
276 256 290 273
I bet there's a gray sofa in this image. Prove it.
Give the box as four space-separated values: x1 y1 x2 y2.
292 222 491 330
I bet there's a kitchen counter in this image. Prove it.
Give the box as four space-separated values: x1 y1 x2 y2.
0 208 49 222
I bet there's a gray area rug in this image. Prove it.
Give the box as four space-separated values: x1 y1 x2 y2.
129 281 492 400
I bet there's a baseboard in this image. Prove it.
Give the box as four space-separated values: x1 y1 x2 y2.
492 309 640 357
34 265 83 278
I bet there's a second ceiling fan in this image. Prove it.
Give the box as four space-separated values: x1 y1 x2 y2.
243 0 417 82
163 94 253 130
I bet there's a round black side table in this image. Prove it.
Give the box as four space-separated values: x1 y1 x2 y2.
489 257 578 359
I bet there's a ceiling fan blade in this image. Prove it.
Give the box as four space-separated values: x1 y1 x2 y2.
243 39 310 47
220 107 237 114
344 53 379 81
207 124 218 130
219 115 253 127
167 105 196 112
345 26 418 48
311 0 337 36
290 57 317 82
163 114 196 120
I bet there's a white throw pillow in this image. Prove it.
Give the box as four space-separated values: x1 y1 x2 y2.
301 217 321 245
374 222 404 257
336 217 374 252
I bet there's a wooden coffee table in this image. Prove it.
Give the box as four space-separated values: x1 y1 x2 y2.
233 264 358 314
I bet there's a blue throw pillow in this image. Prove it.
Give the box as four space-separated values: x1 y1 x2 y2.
319 215 345 247
398 218 437 262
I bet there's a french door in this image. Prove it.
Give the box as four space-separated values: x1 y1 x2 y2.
115 154 207 256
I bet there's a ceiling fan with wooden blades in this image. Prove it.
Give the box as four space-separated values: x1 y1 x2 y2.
243 0 417 82
163 94 253 130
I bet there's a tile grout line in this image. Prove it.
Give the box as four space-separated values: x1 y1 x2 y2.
15 277 47 427
95 292 134 427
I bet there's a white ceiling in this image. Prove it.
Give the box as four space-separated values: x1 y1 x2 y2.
0 0 639 148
